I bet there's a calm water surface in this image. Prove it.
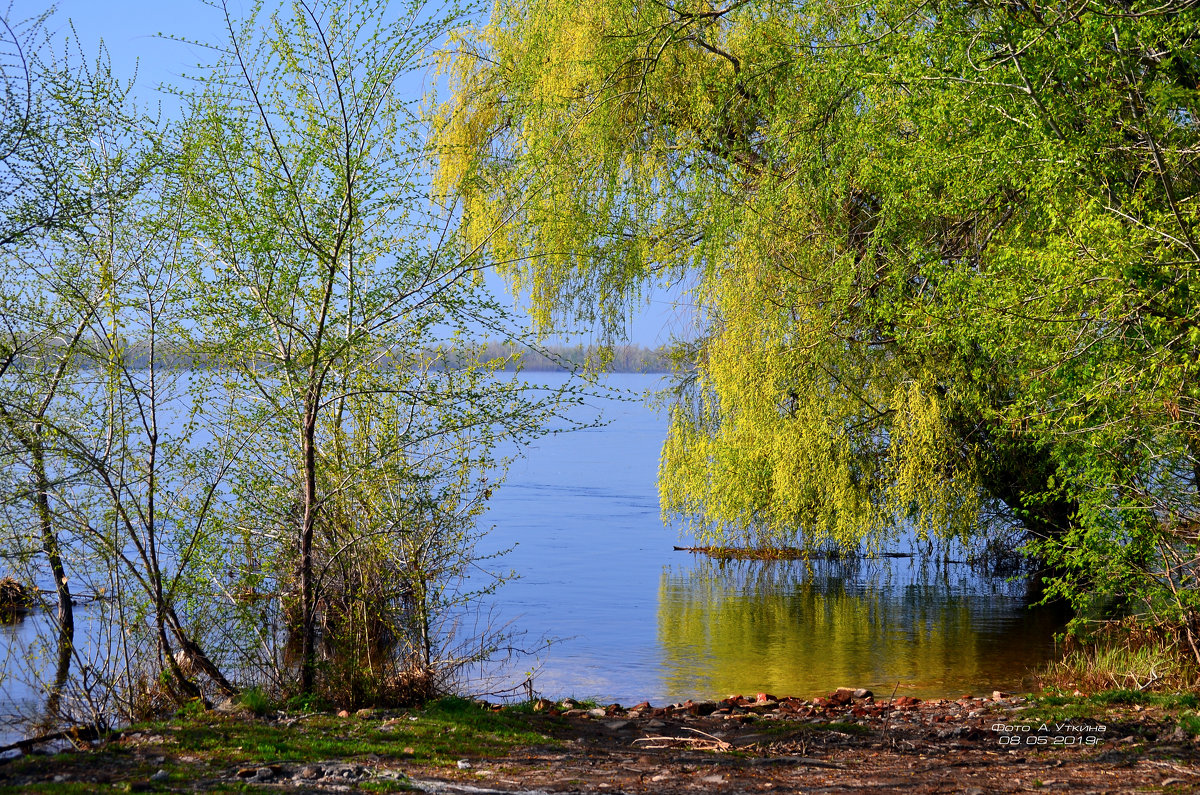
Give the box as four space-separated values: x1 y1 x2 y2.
479 373 1066 703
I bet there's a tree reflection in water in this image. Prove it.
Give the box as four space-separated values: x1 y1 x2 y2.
656 556 1070 701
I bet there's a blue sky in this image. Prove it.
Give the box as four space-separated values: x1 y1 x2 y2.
42 1 224 96
27 0 687 347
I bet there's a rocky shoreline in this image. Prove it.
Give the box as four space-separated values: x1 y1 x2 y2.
446 688 1197 793
1 688 1197 792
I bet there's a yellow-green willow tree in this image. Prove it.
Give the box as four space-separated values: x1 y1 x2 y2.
437 0 1200 644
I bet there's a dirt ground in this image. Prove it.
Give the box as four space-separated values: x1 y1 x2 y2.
407 692 1199 794
2 690 1197 793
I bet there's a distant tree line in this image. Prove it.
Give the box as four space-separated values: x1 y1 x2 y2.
472 342 670 373
2 339 671 374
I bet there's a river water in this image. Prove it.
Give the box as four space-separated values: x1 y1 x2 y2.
0 372 1065 734
476 372 1066 704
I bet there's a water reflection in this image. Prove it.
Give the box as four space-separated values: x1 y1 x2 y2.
657 556 1069 701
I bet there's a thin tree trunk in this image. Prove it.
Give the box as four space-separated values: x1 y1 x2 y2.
157 612 202 701
163 611 237 697
32 434 73 719
299 406 319 694
0 322 87 717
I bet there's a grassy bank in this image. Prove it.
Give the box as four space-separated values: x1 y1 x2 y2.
1033 621 1200 697
0 697 558 793
1 688 1198 793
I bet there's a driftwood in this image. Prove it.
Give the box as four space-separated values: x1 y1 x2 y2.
0 725 110 756
748 756 846 770
632 727 733 751
631 728 846 771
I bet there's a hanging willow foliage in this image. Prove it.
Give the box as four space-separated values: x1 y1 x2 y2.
436 0 1200 646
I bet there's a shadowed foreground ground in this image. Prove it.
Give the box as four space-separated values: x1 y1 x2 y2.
1 689 1197 793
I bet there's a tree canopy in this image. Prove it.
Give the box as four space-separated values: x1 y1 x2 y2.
436 0 1200 645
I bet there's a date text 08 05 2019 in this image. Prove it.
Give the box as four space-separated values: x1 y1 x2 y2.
997 734 1100 746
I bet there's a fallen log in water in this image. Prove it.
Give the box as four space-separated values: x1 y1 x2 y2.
671 546 916 560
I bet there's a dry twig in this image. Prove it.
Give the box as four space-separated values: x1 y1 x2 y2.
633 727 734 751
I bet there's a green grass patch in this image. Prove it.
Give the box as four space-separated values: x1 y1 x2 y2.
502 696 601 715
0 698 558 794
1085 689 1197 709
1036 689 1197 709
359 781 420 792
1178 713 1200 737
148 703 548 766
239 686 276 717
1020 688 1199 727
